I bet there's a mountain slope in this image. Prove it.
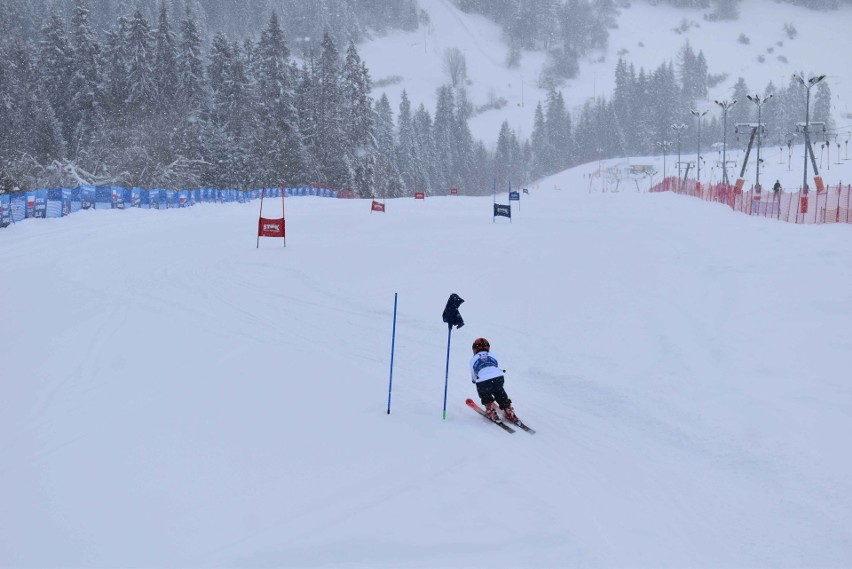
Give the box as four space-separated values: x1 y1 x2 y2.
361 0 851 144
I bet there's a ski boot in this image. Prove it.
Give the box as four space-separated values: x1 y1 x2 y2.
484 401 501 421
502 405 518 423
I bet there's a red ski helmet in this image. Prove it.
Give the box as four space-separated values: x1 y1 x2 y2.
472 337 490 353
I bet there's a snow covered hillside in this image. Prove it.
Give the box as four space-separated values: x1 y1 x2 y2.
2 163 852 566
3 1 852 566
361 0 852 143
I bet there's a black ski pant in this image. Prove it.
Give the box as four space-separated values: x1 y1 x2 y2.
476 376 511 409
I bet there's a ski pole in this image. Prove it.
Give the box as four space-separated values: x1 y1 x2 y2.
442 325 452 420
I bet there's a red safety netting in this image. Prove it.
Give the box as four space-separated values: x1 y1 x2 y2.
650 177 852 225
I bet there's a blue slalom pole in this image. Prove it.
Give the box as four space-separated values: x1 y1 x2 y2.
387 293 398 414
442 325 452 419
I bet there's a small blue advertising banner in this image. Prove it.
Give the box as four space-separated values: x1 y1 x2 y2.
70 187 82 213
46 189 63 218
25 192 35 218
0 194 10 227
81 185 96 209
11 194 26 222
30 190 47 218
112 186 124 209
62 189 72 216
94 186 113 209
509 191 520 201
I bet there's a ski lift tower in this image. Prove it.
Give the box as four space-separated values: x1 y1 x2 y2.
793 74 826 193
746 93 773 201
795 120 826 191
733 121 762 193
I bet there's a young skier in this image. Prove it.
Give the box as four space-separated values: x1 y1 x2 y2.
470 337 517 422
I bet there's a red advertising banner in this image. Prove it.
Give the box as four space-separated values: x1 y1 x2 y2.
371 200 385 212
257 185 286 248
450 187 458 195
414 192 425 200
258 217 285 237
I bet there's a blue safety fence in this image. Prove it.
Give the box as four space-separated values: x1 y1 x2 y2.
0 186 341 230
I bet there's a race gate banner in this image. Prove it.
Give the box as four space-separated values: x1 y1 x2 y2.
371 200 385 212
258 218 285 238
509 191 520 201
494 203 511 219
414 192 425 200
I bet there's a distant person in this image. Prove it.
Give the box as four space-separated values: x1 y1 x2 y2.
773 180 782 197
470 337 517 422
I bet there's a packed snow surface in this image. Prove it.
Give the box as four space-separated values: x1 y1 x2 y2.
2 160 851 567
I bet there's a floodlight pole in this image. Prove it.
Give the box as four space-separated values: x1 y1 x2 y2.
671 123 687 189
690 109 708 186
714 99 737 186
656 141 672 183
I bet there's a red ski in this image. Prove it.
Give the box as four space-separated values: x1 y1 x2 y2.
465 398 515 433
465 398 536 434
